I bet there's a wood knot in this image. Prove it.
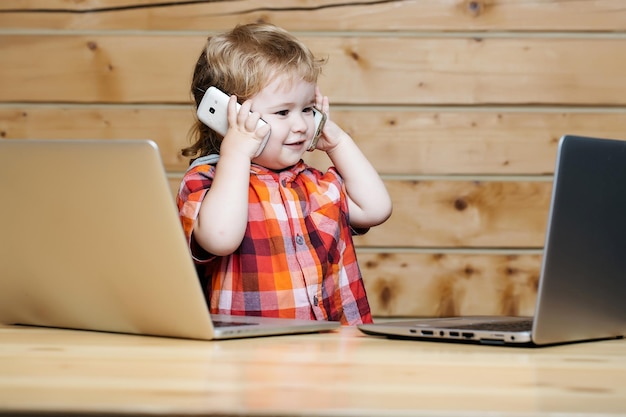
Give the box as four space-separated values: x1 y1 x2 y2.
87 41 98 51
454 198 468 211
344 48 368 69
365 260 378 268
379 285 393 309
466 1 483 17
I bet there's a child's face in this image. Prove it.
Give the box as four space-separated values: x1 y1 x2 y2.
249 77 318 170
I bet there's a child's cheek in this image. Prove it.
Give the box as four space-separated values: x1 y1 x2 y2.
267 121 290 143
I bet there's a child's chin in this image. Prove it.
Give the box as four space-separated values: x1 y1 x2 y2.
257 159 298 171
255 150 304 170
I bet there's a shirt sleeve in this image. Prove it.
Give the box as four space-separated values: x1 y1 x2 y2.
176 164 215 263
323 166 370 237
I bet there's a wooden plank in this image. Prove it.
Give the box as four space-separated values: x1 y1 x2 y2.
0 35 200 104
0 106 196 172
301 110 626 175
359 252 541 317
0 0 624 31
4 106 626 175
168 177 553 248
2 35 626 105
355 180 552 248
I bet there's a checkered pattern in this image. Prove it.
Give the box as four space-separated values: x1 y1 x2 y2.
177 157 372 325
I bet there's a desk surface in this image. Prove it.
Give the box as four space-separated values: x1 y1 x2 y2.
1 323 626 417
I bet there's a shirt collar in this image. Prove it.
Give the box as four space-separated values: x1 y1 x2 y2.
250 160 307 183
188 154 307 183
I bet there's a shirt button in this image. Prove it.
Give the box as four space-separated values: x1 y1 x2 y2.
313 296 319 306
281 179 287 187
295 235 304 245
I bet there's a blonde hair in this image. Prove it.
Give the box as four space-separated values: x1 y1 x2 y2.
182 23 326 159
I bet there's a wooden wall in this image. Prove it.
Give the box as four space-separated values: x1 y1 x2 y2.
2 0 625 318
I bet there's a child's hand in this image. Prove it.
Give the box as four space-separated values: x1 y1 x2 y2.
221 95 270 158
312 86 348 153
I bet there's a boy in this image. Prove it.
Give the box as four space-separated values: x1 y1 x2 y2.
177 23 391 325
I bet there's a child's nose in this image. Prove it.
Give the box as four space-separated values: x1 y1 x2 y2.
291 114 307 132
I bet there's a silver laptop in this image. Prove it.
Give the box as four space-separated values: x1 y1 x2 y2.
0 139 339 340
359 135 626 346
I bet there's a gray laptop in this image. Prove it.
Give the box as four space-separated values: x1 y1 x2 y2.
0 139 339 340
359 135 626 346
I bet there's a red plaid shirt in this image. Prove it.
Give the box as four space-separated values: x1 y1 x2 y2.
177 156 372 325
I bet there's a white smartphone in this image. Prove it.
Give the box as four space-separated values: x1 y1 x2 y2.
308 106 327 152
197 86 270 157
197 86 326 156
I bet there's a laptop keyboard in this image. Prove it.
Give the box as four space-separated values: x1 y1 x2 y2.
452 319 533 332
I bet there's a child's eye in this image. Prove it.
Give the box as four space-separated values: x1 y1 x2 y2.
275 110 289 116
303 107 314 114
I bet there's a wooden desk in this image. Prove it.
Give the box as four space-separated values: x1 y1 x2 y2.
1 324 625 417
